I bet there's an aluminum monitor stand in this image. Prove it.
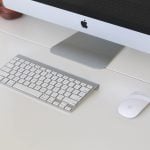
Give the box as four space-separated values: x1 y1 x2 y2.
51 32 124 69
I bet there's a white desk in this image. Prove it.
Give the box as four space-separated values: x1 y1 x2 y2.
0 15 150 150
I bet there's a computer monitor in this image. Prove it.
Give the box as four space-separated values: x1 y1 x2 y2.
3 0 150 68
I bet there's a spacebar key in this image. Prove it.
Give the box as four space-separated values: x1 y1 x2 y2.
13 83 42 98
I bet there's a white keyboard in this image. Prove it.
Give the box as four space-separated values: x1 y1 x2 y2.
0 55 99 112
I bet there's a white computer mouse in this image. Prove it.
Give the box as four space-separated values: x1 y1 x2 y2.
118 92 150 119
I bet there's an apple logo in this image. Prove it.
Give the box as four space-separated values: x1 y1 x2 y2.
81 20 88 28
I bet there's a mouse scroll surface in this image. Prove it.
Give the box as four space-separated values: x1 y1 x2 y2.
118 92 150 119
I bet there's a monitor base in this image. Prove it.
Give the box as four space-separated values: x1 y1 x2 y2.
51 32 124 69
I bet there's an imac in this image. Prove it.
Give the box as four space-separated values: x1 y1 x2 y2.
3 0 150 68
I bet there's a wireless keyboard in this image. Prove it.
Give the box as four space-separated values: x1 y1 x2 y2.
0 55 99 112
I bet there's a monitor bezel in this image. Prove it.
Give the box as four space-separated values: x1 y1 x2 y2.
3 0 150 54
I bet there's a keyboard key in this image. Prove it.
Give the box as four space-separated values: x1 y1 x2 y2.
29 83 36 88
25 65 31 70
53 87 59 92
81 83 86 86
7 80 15 87
46 69 51 73
28 72 35 77
51 76 58 81
70 94 81 101
47 97 55 103
13 66 19 71
18 79 25 84
75 80 80 84
69 78 74 82
24 81 30 86
55 83 62 88
31 78 38 83
63 97 77 106
53 101 60 106
19 59 25 63
63 76 68 80
50 81 56 85
10 60 16 64
57 95 64 101
36 80 43 85
35 69 42 74
51 92 58 98
67 87 74 92
52 71 57 75
13 83 42 97
15 61 21 66
15 72 21 77
6 63 14 68
30 63 35 67
13 77 20 82
79 92 86 97
20 63 26 68
63 80 69 84
80 87 90 93
24 70 30 75
46 74 52 78
34 85 41 90
47 85 54 90
72 89 80 95
0 70 9 77
20 74 27 79
68 82 75 87
59 102 67 108
0 75 4 81
34 74 40 79
41 83 48 88
46 90 52 95
39 76 45 81
41 71 47 76
65 106 72 111
57 78 64 82
26 76 32 81
57 74 63 78
64 92 71 97
40 88 47 93
61 85 68 90
58 89 65 95
41 67 46 71
25 61 30 65
35 65 40 69
14 57 19 61
74 84 81 89
10 70 16 75
18 68 25 73
1 78 9 84
40 94 49 101
44 78 51 83
8 75 15 80
2 67 11 73
87 85 93 89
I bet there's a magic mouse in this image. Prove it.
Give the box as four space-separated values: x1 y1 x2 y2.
118 92 150 119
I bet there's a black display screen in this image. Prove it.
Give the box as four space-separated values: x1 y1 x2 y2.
33 0 150 35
